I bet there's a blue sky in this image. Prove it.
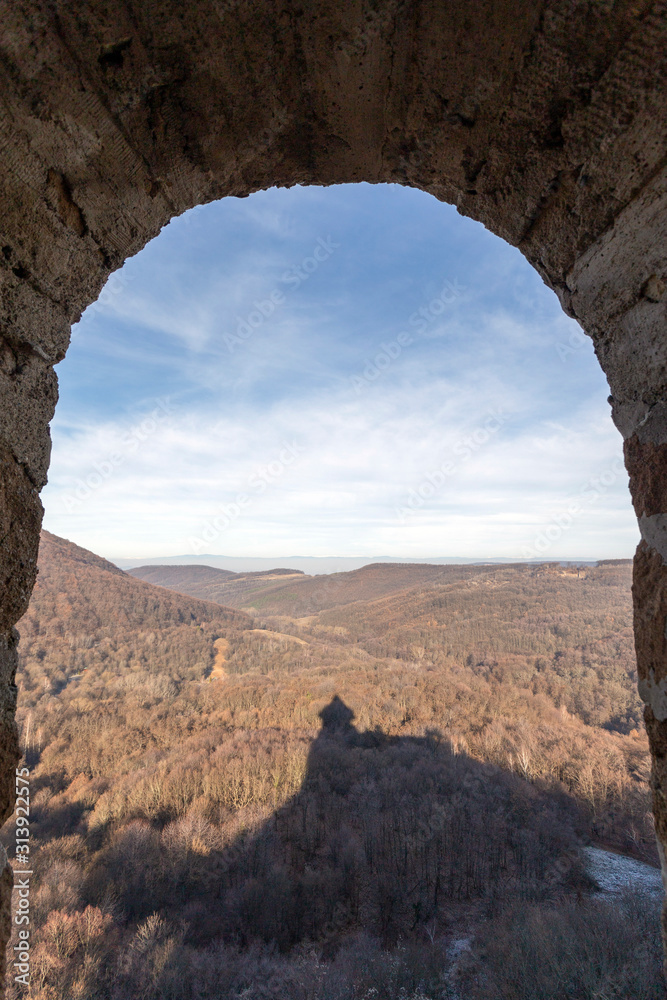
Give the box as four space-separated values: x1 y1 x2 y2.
41 183 639 561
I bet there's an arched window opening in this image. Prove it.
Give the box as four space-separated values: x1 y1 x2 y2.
8 184 660 999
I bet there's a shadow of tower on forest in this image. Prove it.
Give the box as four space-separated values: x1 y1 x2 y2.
101 697 591 953
180 696 590 951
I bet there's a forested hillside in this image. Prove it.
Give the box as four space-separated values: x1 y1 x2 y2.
129 560 467 614
128 562 307 609
3 534 661 1000
134 556 641 735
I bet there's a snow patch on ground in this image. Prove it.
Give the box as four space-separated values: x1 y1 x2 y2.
584 846 663 897
444 848 662 999
443 936 471 1000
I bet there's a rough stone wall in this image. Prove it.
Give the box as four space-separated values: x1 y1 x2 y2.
0 0 666 985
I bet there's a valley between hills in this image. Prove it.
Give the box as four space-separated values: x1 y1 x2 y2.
3 530 664 999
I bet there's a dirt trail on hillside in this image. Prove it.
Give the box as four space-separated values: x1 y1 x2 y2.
209 637 229 680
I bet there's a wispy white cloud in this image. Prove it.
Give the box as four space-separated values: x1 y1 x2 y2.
44 371 635 559
44 184 637 561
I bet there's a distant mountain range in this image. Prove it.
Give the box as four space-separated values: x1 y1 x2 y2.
127 560 481 615
113 553 603 575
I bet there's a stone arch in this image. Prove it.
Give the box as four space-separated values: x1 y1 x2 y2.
1 0 666 975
